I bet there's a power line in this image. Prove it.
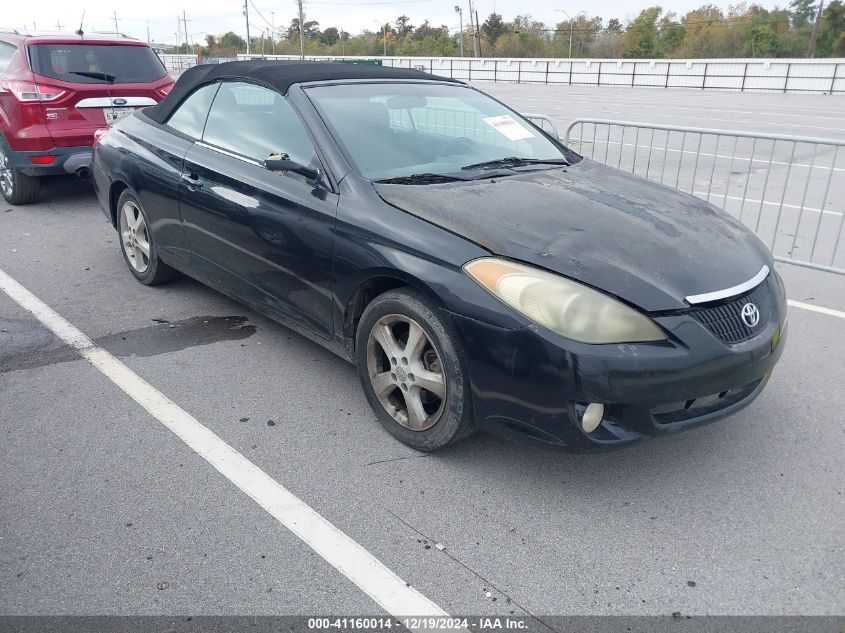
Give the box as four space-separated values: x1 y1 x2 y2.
248 0 276 30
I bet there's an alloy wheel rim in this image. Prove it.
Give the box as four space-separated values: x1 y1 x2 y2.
366 314 447 431
119 201 151 273
0 148 13 198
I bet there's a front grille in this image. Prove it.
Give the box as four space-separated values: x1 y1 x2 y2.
689 278 772 344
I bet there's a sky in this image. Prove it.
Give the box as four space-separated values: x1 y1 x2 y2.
4 0 784 47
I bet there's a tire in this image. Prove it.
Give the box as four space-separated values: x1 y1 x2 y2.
116 190 178 285
0 143 40 205
355 287 475 451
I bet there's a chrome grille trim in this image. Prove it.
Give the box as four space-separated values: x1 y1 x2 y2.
685 265 770 305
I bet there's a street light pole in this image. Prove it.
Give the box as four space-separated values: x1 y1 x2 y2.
373 20 386 56
454 5 464 57
555 10 587 58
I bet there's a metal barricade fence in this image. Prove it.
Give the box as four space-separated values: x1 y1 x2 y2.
521 113 560 139
564 119 845 275
159 54 200 73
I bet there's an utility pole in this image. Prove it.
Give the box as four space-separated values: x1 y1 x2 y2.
475 10 481 56
298 0 305 60
807 0 824 58
467 0 479 57
146 20 150 42
383 23 387 55
454 5 464 57
244 0 251 55
271 11 276 54
176 17 182 52
182 11 191 54
112 11 120 34
54 20 64 31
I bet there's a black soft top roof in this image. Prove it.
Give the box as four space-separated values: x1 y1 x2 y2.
146 60 461 123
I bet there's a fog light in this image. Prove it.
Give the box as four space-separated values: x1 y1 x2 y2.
581 403 605 433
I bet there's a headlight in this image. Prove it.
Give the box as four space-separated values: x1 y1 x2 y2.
464 258 666 344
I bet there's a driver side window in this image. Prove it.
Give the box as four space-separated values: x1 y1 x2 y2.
202 81 316 166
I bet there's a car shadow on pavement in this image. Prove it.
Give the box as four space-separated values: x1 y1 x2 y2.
35 175 97 207
429 412 758 492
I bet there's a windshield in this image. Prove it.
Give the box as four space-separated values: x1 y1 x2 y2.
305 82 574 181
29 44 167 84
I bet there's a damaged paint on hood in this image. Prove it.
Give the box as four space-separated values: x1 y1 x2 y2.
374 159 772 311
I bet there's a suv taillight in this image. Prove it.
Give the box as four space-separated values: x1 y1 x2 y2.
93 128 110 145
157 83 175 99
0 81 67 102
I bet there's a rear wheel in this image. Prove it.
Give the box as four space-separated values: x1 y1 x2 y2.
116 190 177 285
0 144 40 205
355 288 475 451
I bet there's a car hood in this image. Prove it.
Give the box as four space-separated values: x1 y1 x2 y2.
374 160 772 312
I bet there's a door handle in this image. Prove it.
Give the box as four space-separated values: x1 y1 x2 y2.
181 173 202 189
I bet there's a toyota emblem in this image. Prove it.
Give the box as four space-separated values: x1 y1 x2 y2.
112 98 127 106
741 302 760 328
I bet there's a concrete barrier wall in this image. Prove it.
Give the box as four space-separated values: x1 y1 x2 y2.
226 54 845 94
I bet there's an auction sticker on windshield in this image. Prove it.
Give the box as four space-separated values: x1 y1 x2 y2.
482 115 535 141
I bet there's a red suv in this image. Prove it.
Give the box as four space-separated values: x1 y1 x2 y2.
0 31 174 204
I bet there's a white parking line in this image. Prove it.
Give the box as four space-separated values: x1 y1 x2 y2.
687 191 843 217
788 299 845 319
0 267 447 624
505 94 845 123
541 105 845 133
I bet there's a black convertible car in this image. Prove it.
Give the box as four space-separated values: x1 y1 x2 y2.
92 61 786 451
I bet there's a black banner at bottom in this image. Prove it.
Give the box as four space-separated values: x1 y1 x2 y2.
0 617 842 633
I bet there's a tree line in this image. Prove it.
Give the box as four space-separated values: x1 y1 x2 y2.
186 2 845 59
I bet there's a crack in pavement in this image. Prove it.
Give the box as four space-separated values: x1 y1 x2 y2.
387 510 559 632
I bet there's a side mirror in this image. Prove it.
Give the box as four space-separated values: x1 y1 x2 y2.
265 158 321 182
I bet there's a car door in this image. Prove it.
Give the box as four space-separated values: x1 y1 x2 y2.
145 81 219 267
178 80 338 339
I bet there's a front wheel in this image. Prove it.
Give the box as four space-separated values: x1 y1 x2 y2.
355 288 475 451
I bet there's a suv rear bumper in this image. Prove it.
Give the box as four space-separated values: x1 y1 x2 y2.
8 146 93 177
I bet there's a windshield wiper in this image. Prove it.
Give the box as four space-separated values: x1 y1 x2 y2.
374 172 470 185
460 156 570 171
69 71 116 82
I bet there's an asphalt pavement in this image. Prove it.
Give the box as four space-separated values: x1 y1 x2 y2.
1 86 844 622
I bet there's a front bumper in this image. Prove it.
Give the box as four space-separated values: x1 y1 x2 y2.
9 146 93 177
450 273 787 450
